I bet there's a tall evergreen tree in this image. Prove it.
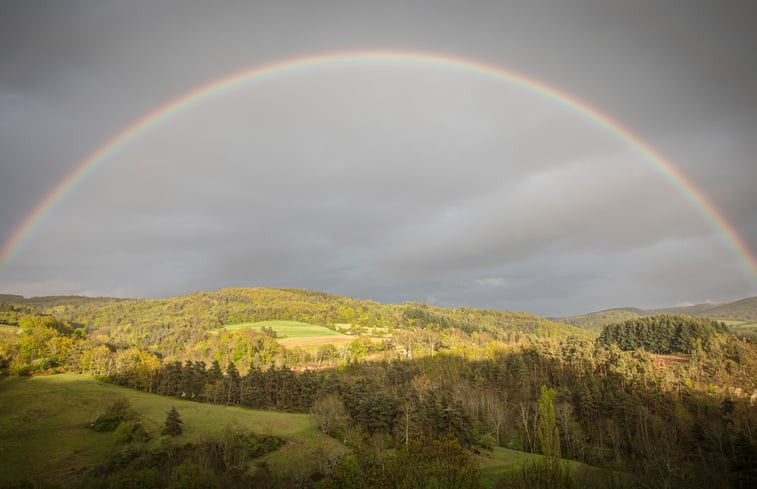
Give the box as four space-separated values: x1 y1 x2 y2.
162 407 183 436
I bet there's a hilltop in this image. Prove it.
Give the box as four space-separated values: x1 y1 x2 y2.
557 295 757 333
0 287 590 355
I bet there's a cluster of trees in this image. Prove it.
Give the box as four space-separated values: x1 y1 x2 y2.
320 435 480 488
0 314 84 374
598 315 729 354
78 423 283 489
89 397 182 443
72 396 289 489
0 300 29 325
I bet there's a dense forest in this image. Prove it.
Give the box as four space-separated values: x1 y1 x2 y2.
1 289 756 488
597 315 729 354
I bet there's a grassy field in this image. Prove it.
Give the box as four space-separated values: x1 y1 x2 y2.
556 309 640 332
219 320 345 338
0 324 20 343
477 447 544 486
219 320 353 351
721 319 757 339
0 374 343 485
476 447 600 487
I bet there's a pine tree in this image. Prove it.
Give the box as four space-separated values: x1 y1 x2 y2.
162 407 183 436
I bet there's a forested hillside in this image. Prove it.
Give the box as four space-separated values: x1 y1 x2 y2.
0 288 589 358
558 296 757 334
1 289 756 488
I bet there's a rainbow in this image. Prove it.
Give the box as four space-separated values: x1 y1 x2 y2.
1 50 756 288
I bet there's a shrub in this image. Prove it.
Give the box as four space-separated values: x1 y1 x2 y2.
90 396 131 432
114 418 151 443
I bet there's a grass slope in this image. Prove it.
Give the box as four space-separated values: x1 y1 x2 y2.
556 309 641 332
0 324 20 342
477 447 545 486
701 297 757 321
721 319 757 339
220 320 345 338
0 374 343 485
476 447 600 488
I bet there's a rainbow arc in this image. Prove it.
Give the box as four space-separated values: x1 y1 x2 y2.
1 50 755 288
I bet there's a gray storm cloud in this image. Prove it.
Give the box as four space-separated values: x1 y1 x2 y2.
1 0 756 315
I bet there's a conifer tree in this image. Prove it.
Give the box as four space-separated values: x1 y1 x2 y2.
162 406 183 436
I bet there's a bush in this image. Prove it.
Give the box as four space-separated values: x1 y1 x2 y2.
105 468 160 489
168 461 218 489
114 419 151 443
90 396 131 432
476 432 497 450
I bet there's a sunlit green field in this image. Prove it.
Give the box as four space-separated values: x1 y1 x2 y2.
477 447 589 487
219 320 355 351
721 319 757 339
219 320 346 338
477 447 544 486
0 324 20 343
0 374 343 485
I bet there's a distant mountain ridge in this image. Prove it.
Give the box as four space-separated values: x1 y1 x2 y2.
557 296 757 332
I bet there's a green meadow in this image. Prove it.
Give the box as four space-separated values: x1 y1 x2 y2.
218 319 346 338
721 319 757 339
476 446 609 487
0 324 20 343
477 447 545 486
0 374 343 486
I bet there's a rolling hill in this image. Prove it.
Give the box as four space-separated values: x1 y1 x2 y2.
0 373 344 486
557 296 757 332
0 287 592 357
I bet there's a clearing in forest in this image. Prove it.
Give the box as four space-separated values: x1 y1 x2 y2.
220 320 346 338
219 320 353 349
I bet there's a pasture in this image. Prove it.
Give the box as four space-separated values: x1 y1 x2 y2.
0 374 343 485
0 324 20 342
219 319 353 351
722 319 757 339
220 320 345 337
476 447 617 488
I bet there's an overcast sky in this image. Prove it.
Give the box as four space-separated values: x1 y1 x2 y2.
1 0 756 316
